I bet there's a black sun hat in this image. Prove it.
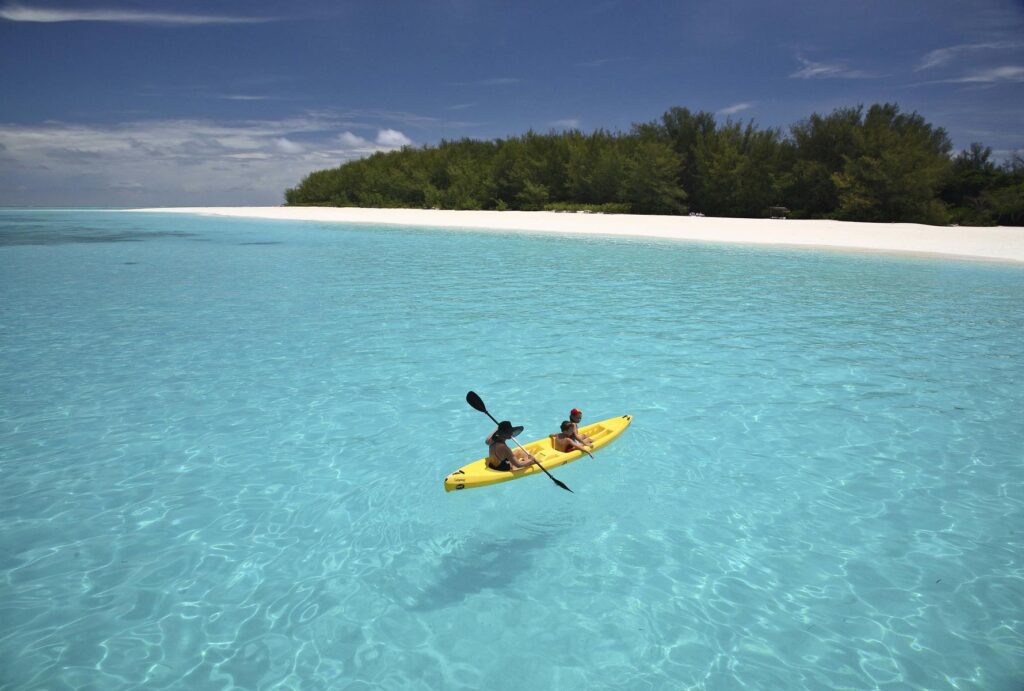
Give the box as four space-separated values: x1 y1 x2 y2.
494 420 524 438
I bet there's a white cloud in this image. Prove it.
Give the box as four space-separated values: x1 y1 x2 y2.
576 58 628 68
946 65 1024 83
0 3 272 24
375 129 412 147
548 118 580 129
0 115 416 205
918 45 973 71
337 131 370 148
219 95 272 101
912 65 1024 86
916 41 1023 71
790 56 876 79
718 102 753 115
274 138 304 154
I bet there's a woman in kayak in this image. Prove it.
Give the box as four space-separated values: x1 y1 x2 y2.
567 408 594 446
486 420 538 471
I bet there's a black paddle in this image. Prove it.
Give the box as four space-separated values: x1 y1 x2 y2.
466 390 573 493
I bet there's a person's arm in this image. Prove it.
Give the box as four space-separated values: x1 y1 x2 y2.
573 426 594 444
568 437 595 458
497 443 521 463
509 444 538 467
571 430 592 444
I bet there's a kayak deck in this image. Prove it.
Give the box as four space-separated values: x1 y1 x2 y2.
444 414 633 492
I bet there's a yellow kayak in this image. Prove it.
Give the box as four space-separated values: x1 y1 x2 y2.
444 414 633 492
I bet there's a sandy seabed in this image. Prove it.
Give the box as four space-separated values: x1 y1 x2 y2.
129 207 1024 265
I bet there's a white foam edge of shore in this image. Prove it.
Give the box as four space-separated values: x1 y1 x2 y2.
126 207 1024 265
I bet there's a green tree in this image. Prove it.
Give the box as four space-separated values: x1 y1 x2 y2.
650 107 717 210
283 102 1017 225
833 104 952 224
981 182 1024 225
565 129 623 204
619 138 687 214
516 180 550 210
693 121 784 217
940 143 1006 224
781 107 864 217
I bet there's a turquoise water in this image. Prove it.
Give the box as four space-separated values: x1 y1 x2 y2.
1 209 1022 690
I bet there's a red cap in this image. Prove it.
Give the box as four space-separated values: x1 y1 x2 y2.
570 408 582 417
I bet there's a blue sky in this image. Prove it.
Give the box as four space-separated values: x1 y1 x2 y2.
1 0 1022 206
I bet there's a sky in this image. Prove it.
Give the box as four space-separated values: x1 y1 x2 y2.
1 0 1022 206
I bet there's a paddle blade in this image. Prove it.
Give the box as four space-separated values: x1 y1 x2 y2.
466 391 487 413
553 478 574 493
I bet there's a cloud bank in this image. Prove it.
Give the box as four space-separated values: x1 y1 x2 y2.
0 115 413 206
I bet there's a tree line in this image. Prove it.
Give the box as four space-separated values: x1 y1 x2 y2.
285 104 1024 226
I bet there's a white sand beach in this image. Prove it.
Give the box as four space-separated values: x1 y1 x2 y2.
130 207 1024 264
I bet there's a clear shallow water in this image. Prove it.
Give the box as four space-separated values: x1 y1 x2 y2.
1 209 1022 690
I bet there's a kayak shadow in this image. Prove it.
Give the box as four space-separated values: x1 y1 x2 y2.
406 529 556 612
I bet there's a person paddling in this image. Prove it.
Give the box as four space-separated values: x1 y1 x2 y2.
486 420 538 471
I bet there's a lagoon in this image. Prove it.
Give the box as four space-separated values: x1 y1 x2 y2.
1 209 1022 689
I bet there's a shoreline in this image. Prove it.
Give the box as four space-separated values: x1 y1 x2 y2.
127 207 1024 265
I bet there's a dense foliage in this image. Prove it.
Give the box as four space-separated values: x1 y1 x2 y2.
285 104 1024 226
